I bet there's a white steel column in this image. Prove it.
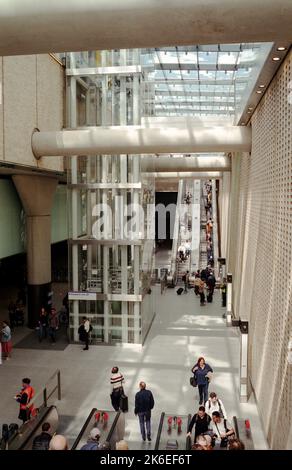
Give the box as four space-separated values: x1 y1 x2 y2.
101 50 109 343
120 49 129 343
133 49 141 343
69 76 79 342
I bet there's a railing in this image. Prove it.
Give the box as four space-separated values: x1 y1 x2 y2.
71 408 97 450
29 369 62 411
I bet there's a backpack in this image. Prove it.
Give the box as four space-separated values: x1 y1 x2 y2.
208 399 224 418
80 442 99 450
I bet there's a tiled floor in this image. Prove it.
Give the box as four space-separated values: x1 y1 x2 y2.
0 286 268 450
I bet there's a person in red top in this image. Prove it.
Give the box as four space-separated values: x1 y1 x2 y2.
15 377 35 424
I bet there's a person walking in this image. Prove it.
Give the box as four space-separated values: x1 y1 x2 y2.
198 279 206 306
205 392 227 420
191 357 213 405
14 378 35 424
1 321 12 360
37 307 48 342
134 382 154 442
78 316 92 350
110 366 125 411
183 271 189 293
48 308 59 344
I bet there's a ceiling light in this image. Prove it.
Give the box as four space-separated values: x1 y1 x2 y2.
272 56 281 61
248 107 253 110
276 46 286 51
241 123 245 126
247 111 252 114
256 90 262 94
259 84 265 88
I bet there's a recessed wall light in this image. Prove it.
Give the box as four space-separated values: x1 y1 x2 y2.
272 56 281 61
248 107 253 110
241 123 245 125
277 46 286 51
256 90 262 94
247 111 252 114
259 84 265 88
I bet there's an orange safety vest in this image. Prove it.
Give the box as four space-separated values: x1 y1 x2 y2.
19 385 35 412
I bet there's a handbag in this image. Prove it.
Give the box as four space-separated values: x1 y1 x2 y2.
119 391 128 412
189 376 197 387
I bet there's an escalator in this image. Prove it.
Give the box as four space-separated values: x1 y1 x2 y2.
71 409 125 450
2 405 59 450
154 412 192 450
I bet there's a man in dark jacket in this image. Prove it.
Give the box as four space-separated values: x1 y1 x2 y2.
32 422 52 450
134 382 154 442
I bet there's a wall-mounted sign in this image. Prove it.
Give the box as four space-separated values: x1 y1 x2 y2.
68 292 96 301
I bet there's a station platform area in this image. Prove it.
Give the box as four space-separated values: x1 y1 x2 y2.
0 286 268 450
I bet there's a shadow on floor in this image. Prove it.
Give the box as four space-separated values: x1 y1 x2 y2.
14 326 69 351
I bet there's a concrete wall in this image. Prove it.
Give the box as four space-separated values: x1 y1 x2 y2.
0 54 64 171
227 50 292 449
0 180 68 259
0 179 25 258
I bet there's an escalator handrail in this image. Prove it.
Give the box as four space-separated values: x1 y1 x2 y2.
105 410 121 444
154 412 165 450
9 405 56 450
70 408 97 450
233 415 239 439
186 413 192 450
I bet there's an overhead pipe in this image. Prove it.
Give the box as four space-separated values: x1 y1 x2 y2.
0 0 292 55
145 172 223 179
32 126 251 157
141 156 230 172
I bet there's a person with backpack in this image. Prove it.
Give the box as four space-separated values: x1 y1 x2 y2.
187 406 211 441
80 428 102 450
32 422 52 450
205 392 227 420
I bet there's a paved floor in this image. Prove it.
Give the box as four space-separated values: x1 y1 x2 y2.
0 286 268 450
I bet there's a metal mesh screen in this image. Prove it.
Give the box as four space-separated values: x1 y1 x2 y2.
228 50 292 449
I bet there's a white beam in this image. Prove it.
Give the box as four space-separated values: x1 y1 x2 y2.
32 126 251 157
141 156 230 172
0 1 291 55
151 172 223 180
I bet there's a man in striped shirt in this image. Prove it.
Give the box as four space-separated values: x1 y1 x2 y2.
110 366 125 411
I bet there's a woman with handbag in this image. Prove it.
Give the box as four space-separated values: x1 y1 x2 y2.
191 357 213 405
110 366 125 411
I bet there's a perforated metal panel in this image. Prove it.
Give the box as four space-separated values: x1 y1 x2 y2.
227 50 292 449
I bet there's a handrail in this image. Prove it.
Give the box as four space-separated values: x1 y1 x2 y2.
154 412 165 450
71 408 97 450
233 415 239 439
105 410 121 444
186 413 192 450
6 405 58 450
18 406 57 450
31 369 61 409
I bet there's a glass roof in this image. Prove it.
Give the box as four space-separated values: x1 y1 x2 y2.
141 43 272 122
